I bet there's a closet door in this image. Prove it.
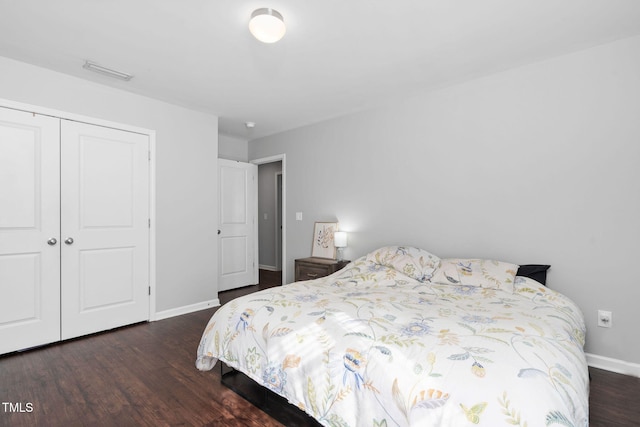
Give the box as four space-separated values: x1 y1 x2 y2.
0 108 61 354
60 121 150 340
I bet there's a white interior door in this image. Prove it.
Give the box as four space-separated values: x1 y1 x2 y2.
0 108 61 354
60 120 150 340
218 159 257 291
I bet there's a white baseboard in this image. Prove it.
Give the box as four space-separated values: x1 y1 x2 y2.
152 298 220 321
259 264 278 271
586 353 640 378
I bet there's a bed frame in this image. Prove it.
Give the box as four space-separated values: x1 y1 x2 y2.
220 362 321 426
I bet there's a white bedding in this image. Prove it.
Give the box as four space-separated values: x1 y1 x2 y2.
196 247 588 426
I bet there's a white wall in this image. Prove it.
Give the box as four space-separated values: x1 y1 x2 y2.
0 56 219 313
219 133 248 161
249 36 640 367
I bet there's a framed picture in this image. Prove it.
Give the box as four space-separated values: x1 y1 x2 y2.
311 222 338 259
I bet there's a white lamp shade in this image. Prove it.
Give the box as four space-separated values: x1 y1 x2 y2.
334 231 347 248
249 8 286 43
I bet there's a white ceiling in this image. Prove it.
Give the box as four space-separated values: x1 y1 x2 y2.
1 1 639 140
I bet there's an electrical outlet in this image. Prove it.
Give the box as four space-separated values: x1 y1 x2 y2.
597 310 612 328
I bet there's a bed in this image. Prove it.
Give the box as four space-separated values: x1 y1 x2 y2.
196 246 588 426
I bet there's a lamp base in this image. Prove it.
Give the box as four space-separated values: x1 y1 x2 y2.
336 247 344 261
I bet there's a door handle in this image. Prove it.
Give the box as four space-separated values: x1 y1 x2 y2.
218 229 221 235
47 237 57 246
65 237 74 245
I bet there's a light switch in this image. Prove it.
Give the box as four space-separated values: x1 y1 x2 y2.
296 212 303 221
263 213 268 220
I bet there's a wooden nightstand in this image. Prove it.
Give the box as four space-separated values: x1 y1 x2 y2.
294 257 350 282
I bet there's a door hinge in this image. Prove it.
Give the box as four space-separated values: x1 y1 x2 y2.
148 218 151 228
148 286 151 296
148 150 151 161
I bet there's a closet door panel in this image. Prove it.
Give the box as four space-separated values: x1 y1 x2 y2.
60 120 150 340
0 108 61 354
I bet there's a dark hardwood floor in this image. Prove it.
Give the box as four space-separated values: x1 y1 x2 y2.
589 367 640 427
1 269 639 426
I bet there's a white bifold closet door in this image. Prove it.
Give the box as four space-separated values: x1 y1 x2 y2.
0 109 61 354
60 120 149 340
0 108 150 354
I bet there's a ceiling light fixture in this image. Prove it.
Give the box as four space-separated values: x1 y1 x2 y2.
245 121 256 129
82 60 134 81
249 8 286 43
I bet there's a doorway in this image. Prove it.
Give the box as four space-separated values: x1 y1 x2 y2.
253 155 286 286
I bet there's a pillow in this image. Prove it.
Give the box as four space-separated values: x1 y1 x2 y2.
365 246 440 282
516 264 551 286
431 258 519 292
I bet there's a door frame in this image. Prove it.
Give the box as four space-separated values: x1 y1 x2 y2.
275 171 283 271
0 98 157 320
251 154 286 285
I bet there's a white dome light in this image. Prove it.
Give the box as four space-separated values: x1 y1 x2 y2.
249 8 286 43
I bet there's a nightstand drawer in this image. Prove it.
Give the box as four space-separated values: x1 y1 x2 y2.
294 257 350 282
297 264 330 281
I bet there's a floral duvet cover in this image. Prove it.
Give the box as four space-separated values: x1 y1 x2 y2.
196 248 588 426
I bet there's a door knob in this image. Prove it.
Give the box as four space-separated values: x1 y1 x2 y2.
65 237 74 245
47 237 57 246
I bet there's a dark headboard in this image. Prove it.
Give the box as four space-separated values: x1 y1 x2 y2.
517 264 551 286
